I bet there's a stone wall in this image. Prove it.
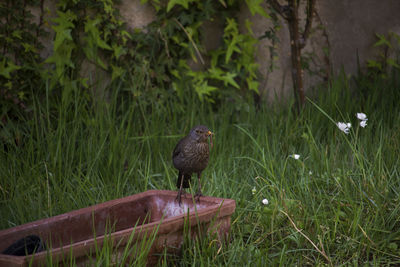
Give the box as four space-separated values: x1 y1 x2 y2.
35 0 400 100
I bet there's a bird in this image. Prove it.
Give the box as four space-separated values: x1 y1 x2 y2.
172 125 213 205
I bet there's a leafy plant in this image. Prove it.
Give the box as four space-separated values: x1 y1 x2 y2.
0 0 46 116
366 32 400 79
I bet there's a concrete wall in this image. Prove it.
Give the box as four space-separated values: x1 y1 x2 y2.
318 0 400 75
241 0 400 100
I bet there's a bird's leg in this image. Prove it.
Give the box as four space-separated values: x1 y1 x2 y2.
176 172 185 206
194 172 203 201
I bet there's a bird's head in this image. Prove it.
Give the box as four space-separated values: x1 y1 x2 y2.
189 125 212 143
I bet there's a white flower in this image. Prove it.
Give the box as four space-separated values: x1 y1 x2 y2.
356 113 368 121
337 122 351 134
289 154 300 160
252 187 257 195
359 120 367 128
356 112 368 128
262 199 269 205
309 171 313 175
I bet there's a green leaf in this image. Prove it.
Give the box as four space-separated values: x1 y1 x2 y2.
84 17 112 50
223 72 240 88
5 81 12 89
224 18 239 36
245 0 269 18
12 30 22 39
0 59 21 79
53 29 73 51
373 33 392 48
225 35 241 63
246 77 259 93
112 44 127 59
195 80 217 101
387 58 400 69
171 69 180 79
22 43 37 53
111 64 125 80
208 67 239 89
83 47 108 70
367 60 382 70
167 0 192 12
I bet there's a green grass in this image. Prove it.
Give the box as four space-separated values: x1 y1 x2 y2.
1 71 400 266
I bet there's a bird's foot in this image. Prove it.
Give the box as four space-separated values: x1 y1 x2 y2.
175 192 183 206
194 191 203 202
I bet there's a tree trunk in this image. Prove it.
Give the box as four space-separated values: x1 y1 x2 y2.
287 0 305 112
266 0 316 112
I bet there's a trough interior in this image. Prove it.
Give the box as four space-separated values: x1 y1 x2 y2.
0 193 213 253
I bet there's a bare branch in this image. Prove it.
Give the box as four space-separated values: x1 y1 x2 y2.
173 18 205 65
301 0 316 49
266 0 289 20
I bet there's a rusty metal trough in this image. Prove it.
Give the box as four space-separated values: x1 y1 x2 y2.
0 190 235 266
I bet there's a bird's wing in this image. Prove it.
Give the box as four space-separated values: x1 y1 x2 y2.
172 138 185 158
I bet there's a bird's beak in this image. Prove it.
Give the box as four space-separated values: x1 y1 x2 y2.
208 130 214 149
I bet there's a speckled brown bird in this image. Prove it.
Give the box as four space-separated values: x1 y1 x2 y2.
172 125 213 205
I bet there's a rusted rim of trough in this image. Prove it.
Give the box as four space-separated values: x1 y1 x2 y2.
0 190 236 264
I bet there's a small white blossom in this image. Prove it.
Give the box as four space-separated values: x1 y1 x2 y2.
289 154 300 160
309 171 313 175
356 113 368 121
356 112 368 128
337 122 351 134
252 187 257 195
262 199 269 205
359 120 367 128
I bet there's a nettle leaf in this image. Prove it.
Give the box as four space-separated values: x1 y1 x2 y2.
245 0 269 18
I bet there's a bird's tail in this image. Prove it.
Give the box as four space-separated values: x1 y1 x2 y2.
177 171 191 189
